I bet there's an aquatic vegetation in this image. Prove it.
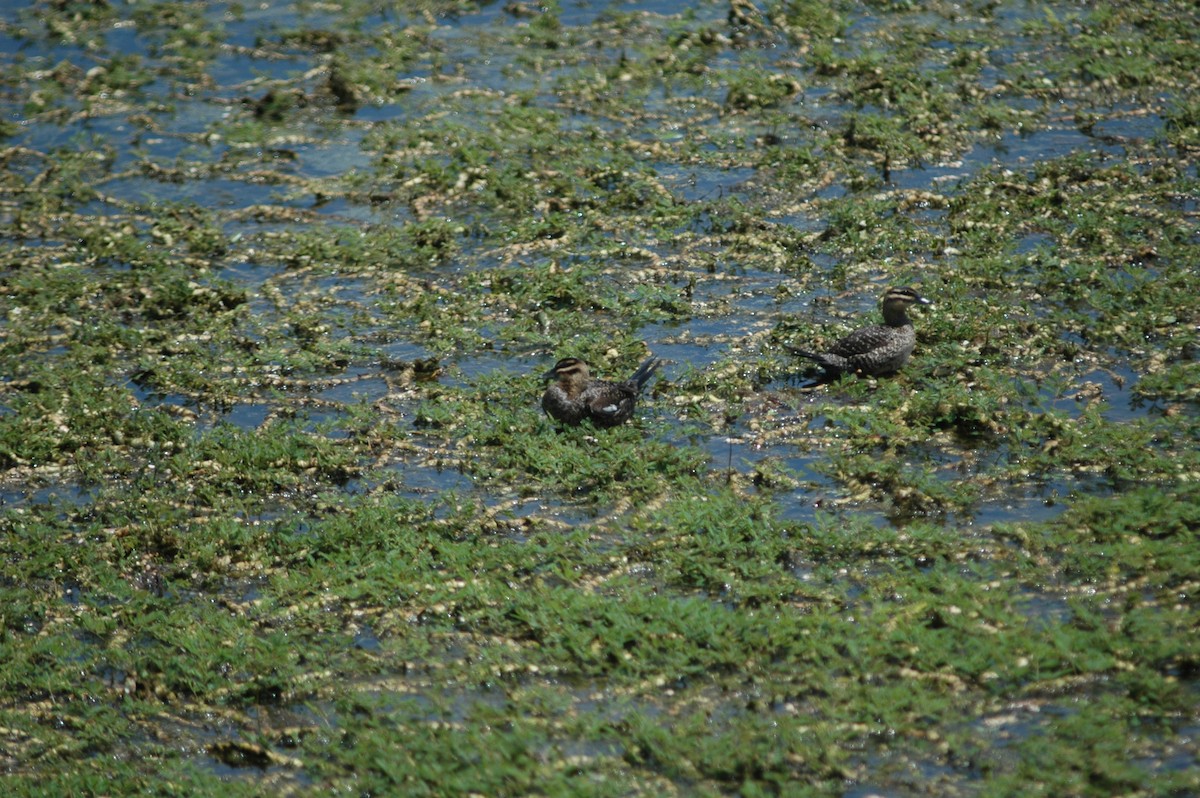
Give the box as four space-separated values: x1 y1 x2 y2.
1 0 1197 795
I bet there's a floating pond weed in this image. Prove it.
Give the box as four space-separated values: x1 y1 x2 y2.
1 0 1198 795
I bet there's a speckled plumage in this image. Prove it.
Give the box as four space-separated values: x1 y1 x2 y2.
541 356 660 427
791 286 931 377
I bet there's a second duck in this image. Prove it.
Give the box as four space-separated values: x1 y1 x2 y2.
789 286 931 377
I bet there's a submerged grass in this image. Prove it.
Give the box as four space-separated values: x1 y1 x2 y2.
1 0 1198 795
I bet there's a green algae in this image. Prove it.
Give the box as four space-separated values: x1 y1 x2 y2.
1 0 1199 795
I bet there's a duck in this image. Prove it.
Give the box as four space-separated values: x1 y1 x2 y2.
541 356 660 427
789 286 931 377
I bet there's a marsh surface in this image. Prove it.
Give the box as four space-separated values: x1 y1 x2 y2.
1 0 1197 795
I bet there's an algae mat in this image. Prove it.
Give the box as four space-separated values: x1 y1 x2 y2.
1 1 1197 795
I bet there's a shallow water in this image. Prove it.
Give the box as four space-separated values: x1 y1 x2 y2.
2 0 1197 794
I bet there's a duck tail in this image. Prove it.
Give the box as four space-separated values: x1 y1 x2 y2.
629 357 661 391
784 345 820 362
